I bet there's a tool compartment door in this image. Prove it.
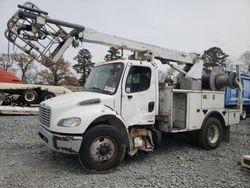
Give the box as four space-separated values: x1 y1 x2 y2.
201 92 224 109
187 92 204 130
228 109 240 125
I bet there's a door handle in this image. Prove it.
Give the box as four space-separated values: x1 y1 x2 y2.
148 101 154 112
127 95 133 99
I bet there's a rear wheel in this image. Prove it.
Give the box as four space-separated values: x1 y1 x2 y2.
20 90 38 105
197 117 223 150
79 124 126 171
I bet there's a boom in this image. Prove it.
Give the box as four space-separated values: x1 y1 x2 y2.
5 2 198 67
80 27 197 64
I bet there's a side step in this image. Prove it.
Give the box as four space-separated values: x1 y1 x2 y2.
241 155 250 169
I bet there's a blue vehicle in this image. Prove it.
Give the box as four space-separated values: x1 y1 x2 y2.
225 73 250 120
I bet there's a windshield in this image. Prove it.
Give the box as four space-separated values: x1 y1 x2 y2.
84 63 124 95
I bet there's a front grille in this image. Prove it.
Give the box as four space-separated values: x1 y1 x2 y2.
39 106 51 127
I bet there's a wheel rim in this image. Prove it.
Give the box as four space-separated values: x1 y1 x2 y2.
207 124 219 144
89 136 116 163
25 92 35 102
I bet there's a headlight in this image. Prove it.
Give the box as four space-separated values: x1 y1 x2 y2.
57 117 81 127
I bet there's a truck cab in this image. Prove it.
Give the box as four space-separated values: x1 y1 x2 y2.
38 60 159 170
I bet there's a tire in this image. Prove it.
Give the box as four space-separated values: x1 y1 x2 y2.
79 124 126 171
20 90 38 105
0 93 5 106
240 109 247 120
197 117 223 150
39 92 55 102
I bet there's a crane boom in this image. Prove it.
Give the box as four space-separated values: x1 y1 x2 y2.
80 27 196 64
5 2 198 67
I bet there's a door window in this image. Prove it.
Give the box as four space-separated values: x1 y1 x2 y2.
125 66 151 93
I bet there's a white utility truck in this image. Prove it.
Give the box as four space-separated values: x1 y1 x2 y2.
5 2 242 171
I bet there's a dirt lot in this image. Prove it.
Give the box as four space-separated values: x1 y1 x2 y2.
0 116 249 187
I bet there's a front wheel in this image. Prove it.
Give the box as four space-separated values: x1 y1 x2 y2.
79 124 126 171
197 117 223 150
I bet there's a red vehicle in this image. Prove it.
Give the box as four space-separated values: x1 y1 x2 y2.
0 69 22 83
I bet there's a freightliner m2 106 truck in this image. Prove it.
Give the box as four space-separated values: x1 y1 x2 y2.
5 2 242 171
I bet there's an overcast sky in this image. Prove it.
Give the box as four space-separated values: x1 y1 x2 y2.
0 0 250 64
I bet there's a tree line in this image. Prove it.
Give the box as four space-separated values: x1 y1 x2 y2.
0 47 249 86
0 47 121 86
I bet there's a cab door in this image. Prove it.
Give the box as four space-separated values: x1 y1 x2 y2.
121 62 156 126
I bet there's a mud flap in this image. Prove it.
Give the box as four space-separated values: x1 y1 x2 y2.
148 127 162 149
222 126 230 143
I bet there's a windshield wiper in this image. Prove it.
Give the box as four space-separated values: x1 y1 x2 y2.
88 87 102 91
86 87 104 93
88 86 112 94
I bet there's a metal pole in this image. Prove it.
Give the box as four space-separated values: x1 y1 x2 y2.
18 11 85 31
236 65 243 114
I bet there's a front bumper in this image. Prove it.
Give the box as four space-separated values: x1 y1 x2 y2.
38 125 82 154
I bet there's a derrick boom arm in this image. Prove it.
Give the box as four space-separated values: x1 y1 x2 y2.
80 27 196 64
5 2 198 67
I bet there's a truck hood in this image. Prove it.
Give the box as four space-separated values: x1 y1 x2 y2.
41 91 114 109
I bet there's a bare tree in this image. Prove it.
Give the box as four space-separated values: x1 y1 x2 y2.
12 53 35 83
35 69 49 84
50 58 72 85
0 53 15 72
225 58 234 71
37 69 52 85
62 76 80 86
239 51 250 72
25 65 39 84
38 58 72 85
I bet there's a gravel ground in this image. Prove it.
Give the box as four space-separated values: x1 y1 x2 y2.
0 115 249 187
